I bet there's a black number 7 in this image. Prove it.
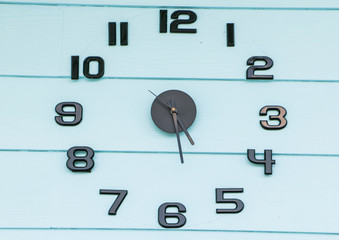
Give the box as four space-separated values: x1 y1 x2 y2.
100 189 128 215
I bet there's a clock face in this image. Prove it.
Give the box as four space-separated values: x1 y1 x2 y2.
150 90 197 134
1 1 339 240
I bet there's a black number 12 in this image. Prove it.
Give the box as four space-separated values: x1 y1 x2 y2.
159 10 197 33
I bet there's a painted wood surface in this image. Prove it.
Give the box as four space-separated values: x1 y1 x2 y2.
0 1 338 239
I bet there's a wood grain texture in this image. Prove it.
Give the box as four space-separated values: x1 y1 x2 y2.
0 1 338 239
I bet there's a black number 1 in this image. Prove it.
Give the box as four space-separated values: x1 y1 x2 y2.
100 189 128 215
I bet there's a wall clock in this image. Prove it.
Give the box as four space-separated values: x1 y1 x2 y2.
0 0 338 239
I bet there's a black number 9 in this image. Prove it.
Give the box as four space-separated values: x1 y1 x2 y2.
55 102 83 126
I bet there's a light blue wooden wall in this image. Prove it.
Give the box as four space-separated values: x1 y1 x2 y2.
0 1 338 239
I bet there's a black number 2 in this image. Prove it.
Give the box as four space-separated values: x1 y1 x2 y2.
246 56 274 79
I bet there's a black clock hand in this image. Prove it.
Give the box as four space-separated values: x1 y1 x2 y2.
171 107 184 164
169 99 195 146
149 90 195 145
148 90 172 109
176 115 194 145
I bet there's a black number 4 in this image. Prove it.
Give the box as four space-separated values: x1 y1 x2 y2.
100 189 128 215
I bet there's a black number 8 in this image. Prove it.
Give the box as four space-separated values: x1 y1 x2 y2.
66 146 95 172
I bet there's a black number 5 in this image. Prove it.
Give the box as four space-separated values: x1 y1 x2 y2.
216 188 244 214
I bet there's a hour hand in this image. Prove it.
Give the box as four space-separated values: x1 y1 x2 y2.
176 115 194 145
169 100 194 145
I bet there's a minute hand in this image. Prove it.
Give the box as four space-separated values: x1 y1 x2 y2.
171 110 184 164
